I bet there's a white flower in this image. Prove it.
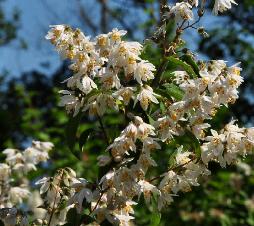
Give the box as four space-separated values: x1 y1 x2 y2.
213 0 237 15
154 116 178 141
9 187 30 204
108 135 136 160
35 177 51 194
190 0 199 7
0 163 10 181
113 87 135 105
175 147 192 165
158 192 174 211
201 129 226 166
59 90 83 116
135 85 159 111
78 76 97 94
191 123 210 140
45 25 66 42
173 71 189 84
2 149 17 158
169 2 194 23
109 28 127 43
32 141 54 152
134 116 156 139
134 60 155 84
100 72 121 89
114 212 134 226
27 191 46 219
69 178 93 213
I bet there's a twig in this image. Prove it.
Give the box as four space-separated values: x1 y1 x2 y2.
47 171 64 226
89 190 104 215
97 0 108 33
77 0 98 33
148 158 195 183
97 114 110 145
182 17 201 31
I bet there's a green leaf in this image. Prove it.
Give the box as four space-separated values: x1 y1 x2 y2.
65 208 81 226
176 130 201 158
147 114 155 124
79 128 93 152
168 130 201 159
163 83 184 101
150 212 161 226
180 54 200 76
101 219 114 226
80 214 95 224
160 102 166 114
65 113 82 158
167 56 198 78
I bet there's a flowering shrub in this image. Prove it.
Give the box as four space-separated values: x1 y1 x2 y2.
1 0 253 225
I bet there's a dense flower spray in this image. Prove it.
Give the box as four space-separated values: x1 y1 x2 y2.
1 0 252 226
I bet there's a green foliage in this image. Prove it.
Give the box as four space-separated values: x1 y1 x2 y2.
167 56 198 79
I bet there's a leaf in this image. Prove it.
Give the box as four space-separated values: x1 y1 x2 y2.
167 56 198 78
101 219 114 226
176 130 201 158
180 54 200 76
168 130 201 159
65 208 81 226
160 102 166 114
79 128 93 152
147 114 155 124
185 130 202 158
80 214 95 224
65 113 82 158
162 83 184 101
150 212 161 226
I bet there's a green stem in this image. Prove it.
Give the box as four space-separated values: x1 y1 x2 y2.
97 114 110 145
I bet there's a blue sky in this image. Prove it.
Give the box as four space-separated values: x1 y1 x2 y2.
0 0 225 78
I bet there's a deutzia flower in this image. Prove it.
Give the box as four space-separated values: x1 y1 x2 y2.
169 2 194 23
154 116 177 141
45 25 66 44
77 76 97 94
9 187 30 205
201 129 226 166
0 163 10 181
135 85 159 111
109 28 127 43
68 178 93 213
134 60 155 84
213 0 237 15
113 87 136 105
189 0 199 7
138 180 160 203
59 90 83 116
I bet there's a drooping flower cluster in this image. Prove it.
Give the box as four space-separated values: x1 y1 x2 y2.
46 25 158 117
0 141 53 226
155 60 243 142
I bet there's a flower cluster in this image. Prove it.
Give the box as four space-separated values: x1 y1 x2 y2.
168 0 237 22
46 25 158 117
0 141 53 226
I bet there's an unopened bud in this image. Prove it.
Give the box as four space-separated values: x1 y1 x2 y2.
198 8 204 17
